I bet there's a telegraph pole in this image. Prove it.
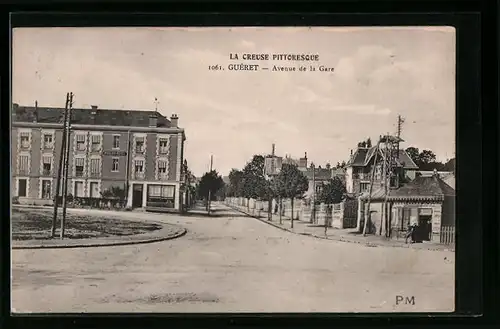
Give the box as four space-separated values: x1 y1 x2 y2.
51 93 70 238
311 163 316 224
207 155 213 215
60 92 74 239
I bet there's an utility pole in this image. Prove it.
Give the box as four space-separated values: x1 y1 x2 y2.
311 163 316 224
51 93 70 238
60 92 74 239
363 137 381 236
267 144 275 221
207 154 213 215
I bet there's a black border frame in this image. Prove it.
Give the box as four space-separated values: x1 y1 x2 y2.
2 1 498 328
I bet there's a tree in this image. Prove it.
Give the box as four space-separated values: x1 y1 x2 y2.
317 177 346 204
274 163 309 228
228 169 244 197
241 155 267 205
198 170 224 205
366 137 372 148
418 149 437 164
405 147 420 165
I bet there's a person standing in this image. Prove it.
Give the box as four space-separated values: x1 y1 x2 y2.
405 223 417 244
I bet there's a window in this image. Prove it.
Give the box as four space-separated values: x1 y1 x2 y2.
148 185 175 199
112 135 120 149
43 134 53 149
91 135 101 152
112 158 119 172
19 155 29 174
90 158 100 176
76 134 86 151
135 137 145 153
42 156 52 175
41 180 52 199
360 182 369 193
315 184 323 194
159 138 169 154
158 160 167 174
20 132 30 149
134 159 144 173
75 158 85 177
89 182 99 198
74 181 84 197
18 179 27 197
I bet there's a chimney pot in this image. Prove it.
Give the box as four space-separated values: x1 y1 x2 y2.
170 114 179 127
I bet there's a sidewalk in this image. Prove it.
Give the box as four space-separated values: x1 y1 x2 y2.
226 203 455 252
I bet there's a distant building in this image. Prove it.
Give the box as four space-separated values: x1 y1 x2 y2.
11 103 186 212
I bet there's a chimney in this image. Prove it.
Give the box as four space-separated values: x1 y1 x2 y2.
326 163 331 169
170 114 178 128
91 105 98 110
350 149 353 156
149 113 158 127
33 100 38 123
433 168 439 178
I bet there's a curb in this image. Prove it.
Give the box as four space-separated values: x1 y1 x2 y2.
12 228 187 250
225 203 454 252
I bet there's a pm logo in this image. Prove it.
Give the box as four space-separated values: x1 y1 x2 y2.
396 295 416 305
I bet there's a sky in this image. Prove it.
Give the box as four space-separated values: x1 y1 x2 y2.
12 27 456 177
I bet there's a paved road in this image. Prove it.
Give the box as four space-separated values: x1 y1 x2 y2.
11 203 455 313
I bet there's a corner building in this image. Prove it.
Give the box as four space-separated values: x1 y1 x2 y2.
11 103 186 212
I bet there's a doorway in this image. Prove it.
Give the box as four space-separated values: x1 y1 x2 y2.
132 184 143 208
418 215 432 241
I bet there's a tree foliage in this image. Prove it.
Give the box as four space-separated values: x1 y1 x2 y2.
274 163 309 200
357 137 372 148
227 169 244 197
317 177 346 204
241 155 269 200
198 170 224 201
405 147 455 172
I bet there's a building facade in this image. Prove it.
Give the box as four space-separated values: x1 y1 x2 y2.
357 173 455 242
11 103 186 212
345 146 419 196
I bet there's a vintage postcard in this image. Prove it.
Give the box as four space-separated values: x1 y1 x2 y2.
11 26 456 313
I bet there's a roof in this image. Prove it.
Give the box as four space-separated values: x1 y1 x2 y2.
304 168 333 180
360 175 455 202
347 146 418 170
12 104 173 128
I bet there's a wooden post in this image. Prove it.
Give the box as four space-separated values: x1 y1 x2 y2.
51 93 70 238
61 92 73 239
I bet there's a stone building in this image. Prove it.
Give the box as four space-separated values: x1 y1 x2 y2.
11 103 187 212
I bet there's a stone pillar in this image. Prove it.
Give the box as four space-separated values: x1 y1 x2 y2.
142 183 147 207
356 198 364 231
